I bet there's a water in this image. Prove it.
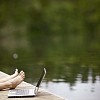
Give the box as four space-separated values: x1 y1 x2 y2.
0 62 100 100
0 34 100 100
0 33 100 100
0 1 100 99
41 73 100 100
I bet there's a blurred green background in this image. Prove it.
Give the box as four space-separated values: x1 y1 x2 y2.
0 0 100 100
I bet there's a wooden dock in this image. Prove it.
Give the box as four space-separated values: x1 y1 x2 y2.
0 71 66 100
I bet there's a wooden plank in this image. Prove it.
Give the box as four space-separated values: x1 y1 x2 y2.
0 71 66 100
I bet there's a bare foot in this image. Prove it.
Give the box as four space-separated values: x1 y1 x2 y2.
9 71 25 89
0 69 19 83
0 81 12 90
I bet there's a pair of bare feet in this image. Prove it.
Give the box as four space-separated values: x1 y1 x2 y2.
0 69 25 90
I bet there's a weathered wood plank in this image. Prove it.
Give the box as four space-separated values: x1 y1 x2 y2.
0 71 66 100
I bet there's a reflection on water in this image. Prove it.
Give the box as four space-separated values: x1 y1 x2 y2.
0 34 100 100
41 76 100 100
0 1 100 99
41 68 100 100
0 32 100 100
0 61 100 100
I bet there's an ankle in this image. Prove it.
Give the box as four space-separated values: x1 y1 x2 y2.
5 82 12 88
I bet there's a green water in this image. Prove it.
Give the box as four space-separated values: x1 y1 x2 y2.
0 35 100 100
0 0 100 99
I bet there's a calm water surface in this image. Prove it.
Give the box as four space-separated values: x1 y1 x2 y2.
0 62 100 100
0 37 100 100
30 66 100 100
0 29 100 100
0 1 100 99
41 74 100 100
